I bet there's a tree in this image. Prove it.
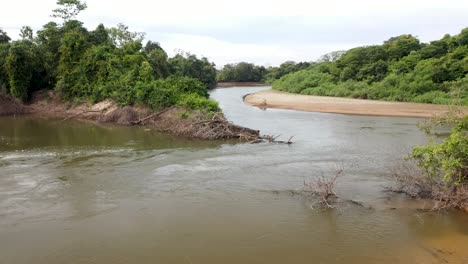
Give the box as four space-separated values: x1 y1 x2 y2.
383 34 421 60
319 51 346 62
36 22 63 88
108 23 145 48
0 43 10 92
169 52 216 88
20 26 34 41
456 28 468 46
5 42 34 101
56 29 89 97
147 49 169 79
144 41 163 54
51 0 87 22
0 29 11 44
89 24 110 46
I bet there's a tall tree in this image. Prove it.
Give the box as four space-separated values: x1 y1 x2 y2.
51 0 87 22
0 29 11 44
20 26 34 41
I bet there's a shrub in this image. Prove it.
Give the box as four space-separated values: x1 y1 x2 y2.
177 93 219 112
411 115 467 185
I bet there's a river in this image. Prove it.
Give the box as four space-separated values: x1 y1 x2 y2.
0 86 467 263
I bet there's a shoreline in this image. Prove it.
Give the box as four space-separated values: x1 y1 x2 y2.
244 90 467 118
0 92 260 141
215 82 267 88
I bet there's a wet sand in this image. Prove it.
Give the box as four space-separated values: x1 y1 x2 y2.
244 90 466 117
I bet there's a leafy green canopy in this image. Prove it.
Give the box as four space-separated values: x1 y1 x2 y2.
216 61 312 84
273 29 468 105
0 0 219 112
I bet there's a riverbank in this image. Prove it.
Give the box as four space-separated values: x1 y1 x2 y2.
216 82 266 88
0 92 260 140
244 90 466 117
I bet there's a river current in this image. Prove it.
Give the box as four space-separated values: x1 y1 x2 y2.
0 86 467 263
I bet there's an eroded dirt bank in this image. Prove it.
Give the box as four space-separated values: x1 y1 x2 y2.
0 94 28 116
0 92 260 140
244 89 467 117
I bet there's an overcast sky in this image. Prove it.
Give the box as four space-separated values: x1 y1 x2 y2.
1 0 467 67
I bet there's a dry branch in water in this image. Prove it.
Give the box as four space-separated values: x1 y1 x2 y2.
304 165 344 208
389 161 468 211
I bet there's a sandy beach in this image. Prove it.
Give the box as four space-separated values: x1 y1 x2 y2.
244 90 466 118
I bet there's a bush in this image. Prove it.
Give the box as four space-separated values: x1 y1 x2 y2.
413 91 451 104
411 115 467 185
177 93 219 112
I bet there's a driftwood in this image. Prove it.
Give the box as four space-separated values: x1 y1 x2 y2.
258 135 294 144
131 106 176 125
62 104 113 121
191 114 260 140
62 110 103 121
189 113 294 143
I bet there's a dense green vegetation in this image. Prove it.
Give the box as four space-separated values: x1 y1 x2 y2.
412 112 467 185
273 30 468 105
400 111 468 210
217 62 266 82
217 61 312 84
0 0 218 111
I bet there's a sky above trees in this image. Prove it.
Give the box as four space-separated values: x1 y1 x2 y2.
2 0 467 66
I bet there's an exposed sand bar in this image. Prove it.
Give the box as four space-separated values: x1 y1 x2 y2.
244 90 467 118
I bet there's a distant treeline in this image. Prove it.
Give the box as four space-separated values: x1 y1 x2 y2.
217 61 311 83
0 0 219 111
273 29 468 105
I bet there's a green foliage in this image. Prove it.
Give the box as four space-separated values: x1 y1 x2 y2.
36 22 63 88
273 69 334 93
0 43 10 91
0 2 218 113
133 77 217 111
4 42 35 101
263 61 312 84
20 26 34 41
144 41 169 79
217 62 266 82
273 28 468 105
89 24 110 46
411 115 468 185
52 0 87 22
177 93 219 112
217 60 312 84
168 52 217 88
107 23 145 48
383 34 420 60
0 29 11 44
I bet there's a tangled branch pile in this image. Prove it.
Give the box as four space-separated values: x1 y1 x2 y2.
390 161 468 211
190 113 260 140
304 166 344 208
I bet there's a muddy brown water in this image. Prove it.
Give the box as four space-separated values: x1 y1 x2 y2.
0 86 467 264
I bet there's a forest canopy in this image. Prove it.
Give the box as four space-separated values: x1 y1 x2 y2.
272 30 468 105
216 61 312 84
0 0 219 112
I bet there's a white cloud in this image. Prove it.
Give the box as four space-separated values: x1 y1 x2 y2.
1 0 467 66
